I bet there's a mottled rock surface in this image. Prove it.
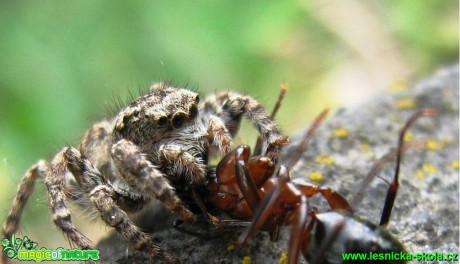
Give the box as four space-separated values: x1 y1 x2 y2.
96 65 459 264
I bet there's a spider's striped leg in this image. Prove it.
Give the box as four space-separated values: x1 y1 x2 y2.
2 160 47 263
44 149 93 250
90 185 179 263
66 147 179 264
112 139 196 223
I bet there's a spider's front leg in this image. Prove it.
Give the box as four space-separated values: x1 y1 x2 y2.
206 115 233 155
224 93 287 161
158 143 207 185
202 92 287 162
111 139 196 222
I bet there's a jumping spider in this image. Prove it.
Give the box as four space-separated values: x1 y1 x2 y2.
2 83 285 263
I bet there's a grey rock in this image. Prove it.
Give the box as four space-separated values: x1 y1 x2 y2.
96 64 459 264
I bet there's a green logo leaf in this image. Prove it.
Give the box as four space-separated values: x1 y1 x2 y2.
2 234 37 259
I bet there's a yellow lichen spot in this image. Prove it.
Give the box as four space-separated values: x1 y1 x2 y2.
395 98 416 110
278 252 288 264
452 160 459 169
334 127 349 138
422 163 437 174
309 171 324 182
359 143 370 152
227 244 235 251
416 169 425 179
315 154 334 165
403 130 414 142
425 139 439 151
389 115 400 122
242 256 252 264
389 80 408 93
441 138 453 147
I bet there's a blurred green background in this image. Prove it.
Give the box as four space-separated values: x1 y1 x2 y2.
0 0 458 257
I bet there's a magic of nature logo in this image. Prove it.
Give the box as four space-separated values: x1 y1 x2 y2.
2 233 99 262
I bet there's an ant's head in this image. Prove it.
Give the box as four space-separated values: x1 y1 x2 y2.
307 211 406 264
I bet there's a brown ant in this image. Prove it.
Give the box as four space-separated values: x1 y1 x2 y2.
204 109 329 224
248 109 434 264
200 108 434 264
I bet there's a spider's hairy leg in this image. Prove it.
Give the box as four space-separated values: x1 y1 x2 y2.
112 139 196 222
64 148 178 264
158 144 207 185
90 185 179 264
45 149 92 250
2 161 47 263
227 93 287 161
254 84 288 156
79 121 115 177
66 147 148 213
2 161 47 237
203 92 287 162
65 147 106 193
206 115 233 154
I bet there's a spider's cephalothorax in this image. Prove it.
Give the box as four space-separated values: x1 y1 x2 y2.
1 83 285 263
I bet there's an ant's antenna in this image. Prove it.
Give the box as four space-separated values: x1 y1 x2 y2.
286 109 329 170
379 108 436 226
269 82 288 120
351 109 436 212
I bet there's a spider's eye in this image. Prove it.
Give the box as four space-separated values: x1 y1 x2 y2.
190 105 198 119
172 112 187 129
194 95 200 103
158 116 168 126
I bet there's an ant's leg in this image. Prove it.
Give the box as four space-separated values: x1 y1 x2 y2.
173 218 251 238
191 187 252 232
286 109 329 170
300 213 316 262
318 188 352 211
293 180 352 211
191 188 223 227
194 145 263 228
237 186 281 245
238 166 290 245
210 145 261 217
379 109 436 226
287 195 309 264
350 150 400 209
247 156 275 188
235 153 261 212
